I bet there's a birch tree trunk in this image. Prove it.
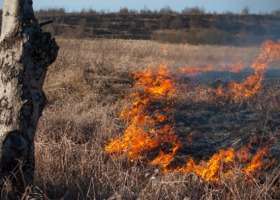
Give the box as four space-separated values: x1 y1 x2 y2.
0 0 59 195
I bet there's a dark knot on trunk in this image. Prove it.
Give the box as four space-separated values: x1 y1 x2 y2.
1 130 28 173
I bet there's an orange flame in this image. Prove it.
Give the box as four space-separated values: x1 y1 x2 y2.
165 148 236 182
236 146 251 163
159 146 270 183
150 143 180 169
105 64 180 160
244 147 268 175
229 40 280 101
228 62 244 73
105 41 278 183
216 87 223 96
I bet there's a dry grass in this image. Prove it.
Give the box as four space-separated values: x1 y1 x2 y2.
27 38 280 199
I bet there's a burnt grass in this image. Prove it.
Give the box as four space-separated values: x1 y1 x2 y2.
171 69 280 165
31 39 279 199
34 12 280 46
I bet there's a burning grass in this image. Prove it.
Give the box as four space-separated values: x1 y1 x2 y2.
105 64 179 160
28 39 280 199
105 40 280 183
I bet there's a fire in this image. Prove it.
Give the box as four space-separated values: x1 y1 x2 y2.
244 147 268 175
105 40 278 183
216 87 223 96
150 143 180 169
228 62 244 73
229 40 280 101
163 148 236 182
181 40 280 101
161 145 270 183
105 64 180 160
236 146 251 162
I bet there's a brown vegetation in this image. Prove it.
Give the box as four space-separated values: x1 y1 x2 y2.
14 38 278 199
34 10 280 46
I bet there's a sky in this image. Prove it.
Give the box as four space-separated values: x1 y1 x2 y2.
1 0 280 14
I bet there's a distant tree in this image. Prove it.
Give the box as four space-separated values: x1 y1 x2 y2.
224 11 235 15
81 8 87 14
272 9 280 15
37 8 66 15
159 6 176 14
182 6 205 15
140 6 153 14
87 8 98 14
119 7 129 14
99 9 107 14
129 9 139 14
242 6 250 15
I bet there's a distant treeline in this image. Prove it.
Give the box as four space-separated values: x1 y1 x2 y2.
1 7 280 46
34 6 280 15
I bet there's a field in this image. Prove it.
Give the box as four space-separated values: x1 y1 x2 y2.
36 12 280 46
27 39 280 199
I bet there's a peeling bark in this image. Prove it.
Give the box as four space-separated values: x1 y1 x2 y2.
0 0 59 194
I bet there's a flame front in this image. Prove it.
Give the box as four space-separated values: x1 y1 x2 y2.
165 146 269 183
160 148 236 182
229 40 280 101
105 64 180 160
105 40 278 183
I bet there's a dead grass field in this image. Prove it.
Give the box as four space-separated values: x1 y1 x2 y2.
30 38 280 199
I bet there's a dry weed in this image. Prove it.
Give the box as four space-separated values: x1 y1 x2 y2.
28 38 280 199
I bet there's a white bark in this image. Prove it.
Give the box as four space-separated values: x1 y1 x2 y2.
0 0 59 195
0 0 20 41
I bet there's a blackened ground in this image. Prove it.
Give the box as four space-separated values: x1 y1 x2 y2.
172 69 280 164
